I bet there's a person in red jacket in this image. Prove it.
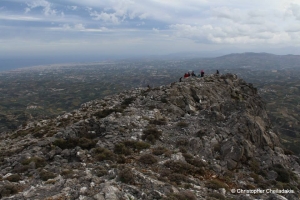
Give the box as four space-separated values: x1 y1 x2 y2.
184 73 189 78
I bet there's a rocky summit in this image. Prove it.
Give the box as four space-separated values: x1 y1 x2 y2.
0 73 299 200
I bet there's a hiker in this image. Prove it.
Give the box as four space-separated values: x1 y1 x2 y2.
184 73 189 78
216 70 219 75
191 71 196 76
179 77 182 82
200 70 204 77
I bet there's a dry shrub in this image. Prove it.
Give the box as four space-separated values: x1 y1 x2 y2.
162 190 197 200
40 170 56 181
92 147 115 162
152 146 167 155
142 128 162 144
139 154 158 165
118 168 135 184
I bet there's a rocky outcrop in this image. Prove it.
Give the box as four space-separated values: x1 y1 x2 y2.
0 74 299 200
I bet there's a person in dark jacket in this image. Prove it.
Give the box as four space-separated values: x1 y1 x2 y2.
216 70 219 75
200 70 204 77
191 71 196 76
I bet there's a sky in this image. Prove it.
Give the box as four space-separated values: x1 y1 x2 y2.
1 0 300 65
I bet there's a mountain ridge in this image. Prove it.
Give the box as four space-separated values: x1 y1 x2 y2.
0 73 299 199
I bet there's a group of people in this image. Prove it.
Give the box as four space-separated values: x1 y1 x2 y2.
180 70 219 82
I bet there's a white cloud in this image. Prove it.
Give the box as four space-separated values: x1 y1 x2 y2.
25 0 56 16
90 11 120 24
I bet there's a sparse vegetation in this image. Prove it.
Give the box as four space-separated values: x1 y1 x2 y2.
92 147 115 162
162 190 197 200
0 184 19 197
6 174 21 182
40 170 56 181
21 157 46 168
206 179 229 191
139 154 158 165
118 167 135 184
164 160 204 176
142 127 162 144
177 121 189 128
152 146 167 155
114 140 150 155
149 118 167 125
52 137 96 150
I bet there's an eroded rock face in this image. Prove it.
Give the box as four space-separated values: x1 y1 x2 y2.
0 74 299 200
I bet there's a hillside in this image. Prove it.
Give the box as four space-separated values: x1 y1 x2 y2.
0 74 299 199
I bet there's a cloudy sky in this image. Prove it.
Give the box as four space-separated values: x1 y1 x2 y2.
1 0 300 61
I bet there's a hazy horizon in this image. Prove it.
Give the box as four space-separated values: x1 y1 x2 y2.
2 0 300 69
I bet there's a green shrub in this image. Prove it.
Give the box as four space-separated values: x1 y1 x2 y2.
152 146 167 155
114 140 150 155
177 121 189 128
149 118 167 125
183 153 206 168
53 137 96 150
118 168 134 184
94 166 108 177
94 108 123 118
40 170 56 181
0 184 19 197
114 143 133 155
162 190 197 200
168 173 188 185
206 179 229 190
125 141 150 151
121 97 136 108
6 174 21 182
92 147 115 162
139 154 158 165
60 169 74 178
21 157 46 168
164 160 204 175
78 137 97 149
142 128 162 144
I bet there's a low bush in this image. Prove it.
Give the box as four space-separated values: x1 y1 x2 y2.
114 140 150 155
162 190 197 200
92 147 115 162
149 118 167 125
40 170 56 181
118 168 135 184
6 174 21 182
52 137 96 150
142 128 162 144
177 121 189 128
60 169 74 178
94 166 108 177
168 173 188 185
183 153 206 168
94 108 123 119
206 179 229 190
164 160 204 176
21 157 46 168
0 184 19 197
152 146 167 155
139 154 158 165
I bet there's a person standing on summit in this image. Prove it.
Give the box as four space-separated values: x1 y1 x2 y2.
200 70 204 77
